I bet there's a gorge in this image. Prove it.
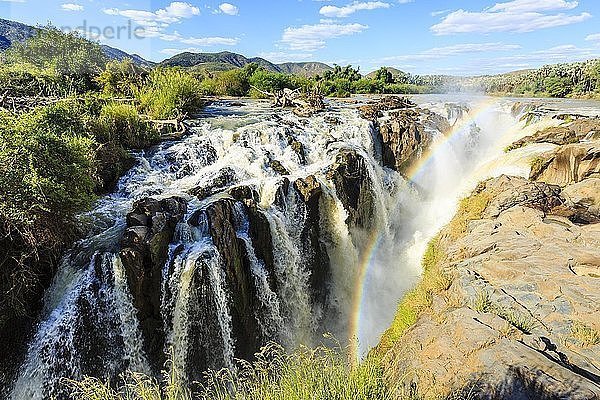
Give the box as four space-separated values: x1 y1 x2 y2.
5 93 599 399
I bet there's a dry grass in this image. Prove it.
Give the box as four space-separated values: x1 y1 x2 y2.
571 322 600 347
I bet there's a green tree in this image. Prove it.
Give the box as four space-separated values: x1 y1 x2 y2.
5 25 107 79
374 67 393 84
544 76 573 97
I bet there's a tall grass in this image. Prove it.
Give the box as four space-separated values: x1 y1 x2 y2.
67 342 391 400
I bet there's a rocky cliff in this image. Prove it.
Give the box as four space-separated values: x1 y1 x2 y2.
380 117 600 399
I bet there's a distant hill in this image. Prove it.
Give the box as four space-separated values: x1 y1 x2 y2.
0 18 36 51
0 18 153 67
160 51 332 77
365 66 407 79
278 62 333 77
100 45 155 68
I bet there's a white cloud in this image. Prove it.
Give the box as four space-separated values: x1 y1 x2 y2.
103 2 200 29
431 0 591 35
488 0 578 13
382 42 521 62
61 3 83 11
218 3 239 15
282 21 368 51
586 33 600 42
319 1 390 18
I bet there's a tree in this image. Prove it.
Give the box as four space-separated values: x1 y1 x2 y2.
375 67 393 84
544 76 573 98
5 25 107 78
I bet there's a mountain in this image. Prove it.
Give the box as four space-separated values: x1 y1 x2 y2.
365 66 407 79
100 45 155 68
278 62 333 77
0 18 153 67
160 51 332 77
0 18 37 51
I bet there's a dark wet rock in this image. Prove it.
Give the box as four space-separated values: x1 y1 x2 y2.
378 108 449 173
269 159 290 175
189 167 237 199
293 175 321 203
199 199 261 362
289 139 307 165
119 196 187 370
358 96 416 121
326 149 375 229
229 185 260 202
290 176 331 309
325 115 342 125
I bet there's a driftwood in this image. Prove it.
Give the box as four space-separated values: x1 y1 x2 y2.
144 113 190 140
251 85 326 116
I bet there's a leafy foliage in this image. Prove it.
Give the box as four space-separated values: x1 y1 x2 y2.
135 68 204 119
92 102 158 149
96 59 146 98
3 25 107 93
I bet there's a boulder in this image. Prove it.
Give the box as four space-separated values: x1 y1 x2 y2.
119 196 187 370
326 149 375 229
531 142 600 186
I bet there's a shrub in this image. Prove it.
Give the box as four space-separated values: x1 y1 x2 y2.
136 68 203 119
215 68 251 97
4 25 106 92
96 59 145 98
93 102 158 149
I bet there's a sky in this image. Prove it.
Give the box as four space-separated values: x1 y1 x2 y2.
2 0 600 75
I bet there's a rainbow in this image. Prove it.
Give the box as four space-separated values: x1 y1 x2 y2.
347 96 506 361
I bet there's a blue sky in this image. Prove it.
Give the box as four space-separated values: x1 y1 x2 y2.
2 0 600 75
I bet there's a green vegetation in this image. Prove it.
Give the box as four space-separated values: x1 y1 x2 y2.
68 342 391 400
460 60 600 98
377 235 451 355
378 190 491 355
0 28 204 335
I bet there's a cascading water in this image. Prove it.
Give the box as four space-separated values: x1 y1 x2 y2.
10 95 575 398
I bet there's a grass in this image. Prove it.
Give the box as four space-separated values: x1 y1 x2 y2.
135 68 204 120
447 191 492 241
494 308 538 335
376 236 451 356
471 290 492 313
67 342 391 400
571 322 600 347
529 156 548 179
377 190 492 356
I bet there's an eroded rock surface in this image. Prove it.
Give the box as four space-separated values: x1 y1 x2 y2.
383 175 600 399
359 96 450 173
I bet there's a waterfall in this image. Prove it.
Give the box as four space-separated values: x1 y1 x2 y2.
11 96 574 396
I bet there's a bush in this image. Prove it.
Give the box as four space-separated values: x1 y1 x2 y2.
96 59 146 98
136 68 204 119
215 68 251 97
93 102 158 149
4 25 106 93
